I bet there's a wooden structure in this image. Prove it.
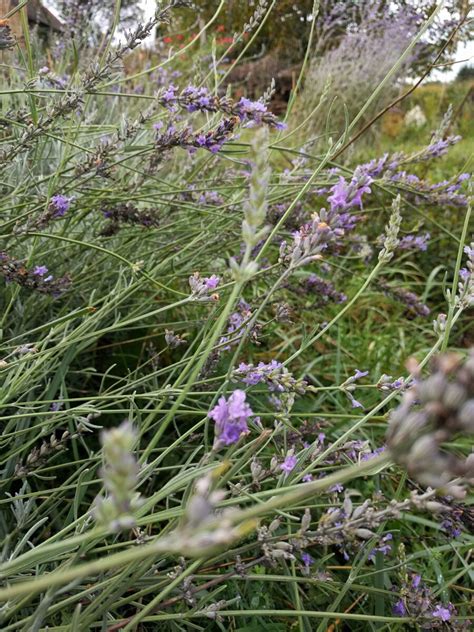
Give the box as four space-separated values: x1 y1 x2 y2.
0 0 63 38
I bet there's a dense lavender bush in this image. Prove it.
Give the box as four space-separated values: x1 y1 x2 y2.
0 2 472 631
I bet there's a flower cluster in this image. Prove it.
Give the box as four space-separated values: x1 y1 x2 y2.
378 278 430 318
188 272 220 301
377 374 406 392
389 171 469 208
14 428 84 478
50 194 73 217
264 488 447 569
100 202 160 236
457 243 474 309
397 231 430 252
208 390 254 448
279 165 376 268
233 360 307 394
219 299 258 350
327 166 373 213
279 210 345 268
422 134 462 160
24 194 74 230
386 350 474 492
151 117 240 162
0 252 71 297
303 274 347 306
158 84 285 129
392 573 470 630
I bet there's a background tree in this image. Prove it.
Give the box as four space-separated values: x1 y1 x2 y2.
177 0 471 77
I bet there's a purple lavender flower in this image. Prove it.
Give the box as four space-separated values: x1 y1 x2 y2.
368 533 392 561
189 272 220 301
157 84 284 129
432 604 452 621
280 169 369 267
280 454 297 474
424 135 461 159
208 390 253 447
219 300 255 350
303 274 347 306
328 167 372 212
397 232 430 251
50 194 73 217
0 252 70 296
161 84 178 107
33 265 49 277
301 552 313 566
393 599 406 616
377 374 406 391
361 446 386 461
233 360 306 394
440 516 462 538
412 574 421 589
347 394 363 409
204 275 220 290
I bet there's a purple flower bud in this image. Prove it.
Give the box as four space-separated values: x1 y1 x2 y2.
33 265 48 277
204 275 220 290
301 552 313 566
280 454 297 474
50 194 73 217
393 599 406 617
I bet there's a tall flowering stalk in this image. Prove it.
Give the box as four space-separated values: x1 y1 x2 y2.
230 127 271 281
94 422 143 532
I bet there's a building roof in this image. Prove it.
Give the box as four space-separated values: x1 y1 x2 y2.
15 0 64 31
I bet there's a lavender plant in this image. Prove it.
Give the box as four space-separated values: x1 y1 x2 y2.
0 2 471 631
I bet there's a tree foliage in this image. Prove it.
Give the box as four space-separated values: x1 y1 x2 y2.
181 0 471 76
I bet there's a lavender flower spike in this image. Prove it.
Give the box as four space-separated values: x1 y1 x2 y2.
209 390 253 448
379 195 402 263
94 421 143 532
230 127 271 281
